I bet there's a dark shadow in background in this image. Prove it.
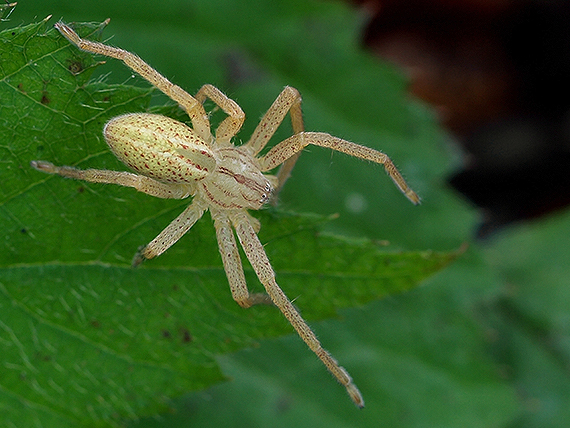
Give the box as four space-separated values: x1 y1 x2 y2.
353 0 570 238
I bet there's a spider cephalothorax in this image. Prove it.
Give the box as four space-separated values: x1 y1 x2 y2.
31 21 420 408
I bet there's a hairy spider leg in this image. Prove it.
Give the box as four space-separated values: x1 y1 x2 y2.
194 84 245 146
55 22 212 142
244 86 305 195
211 208 273 307
29 161 194 199
213 206 365 405
133 200 208 265
259 132 421 204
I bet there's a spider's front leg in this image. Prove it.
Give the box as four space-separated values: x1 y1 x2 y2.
210 208 272 307
258 132 421 205
227 210 365 408
244 86 306 197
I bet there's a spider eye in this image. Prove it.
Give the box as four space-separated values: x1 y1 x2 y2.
260 182 273 203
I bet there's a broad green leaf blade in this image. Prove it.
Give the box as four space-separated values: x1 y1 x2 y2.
179 281 518 428
0 17 453 427
1 19 155 265
0 222 455 422
482 210 570 427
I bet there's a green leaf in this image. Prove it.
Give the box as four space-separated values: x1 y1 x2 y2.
481 210 570 427
0 15 456 427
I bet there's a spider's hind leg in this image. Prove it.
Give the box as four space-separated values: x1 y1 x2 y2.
55 21 212 141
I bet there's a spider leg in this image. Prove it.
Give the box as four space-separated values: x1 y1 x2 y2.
30 161 194 199
229 210 365 408
244 86 305 197
55 22 211 141
258 132 421 204
194 84 245 146
211 208 272 307
246 86 304 155
133 200 207 266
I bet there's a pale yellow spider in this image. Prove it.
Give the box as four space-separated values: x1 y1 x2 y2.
31 21 420 408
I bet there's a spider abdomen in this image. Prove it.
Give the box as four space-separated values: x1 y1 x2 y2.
104 113 216 184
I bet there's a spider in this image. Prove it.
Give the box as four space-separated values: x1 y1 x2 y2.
31 21 420 408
